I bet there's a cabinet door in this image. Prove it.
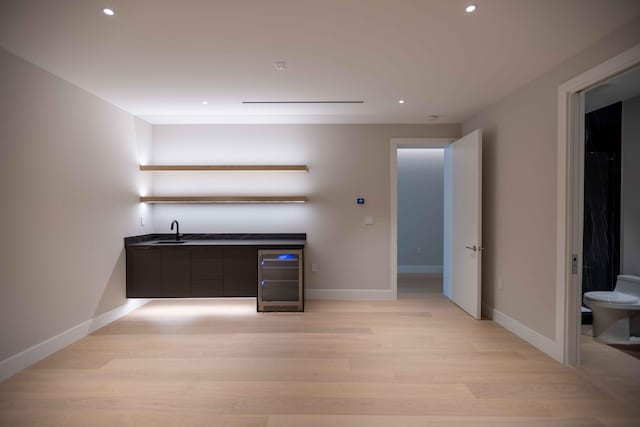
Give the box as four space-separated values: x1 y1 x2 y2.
160 247 191 297
223 247 257 297
127 247 162 297
190 247 224 297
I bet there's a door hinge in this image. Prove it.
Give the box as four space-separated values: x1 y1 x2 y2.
571 254 578 275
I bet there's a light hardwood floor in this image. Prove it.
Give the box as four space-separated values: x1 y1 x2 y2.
1 278 639 426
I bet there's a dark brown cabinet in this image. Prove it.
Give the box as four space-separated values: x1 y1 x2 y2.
223 247 257 297
126 245 259 298
127 247 162 297
160 247 191 297
127 247 191 297
190 247 224 297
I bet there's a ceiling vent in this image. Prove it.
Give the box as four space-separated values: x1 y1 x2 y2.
242 100 364 104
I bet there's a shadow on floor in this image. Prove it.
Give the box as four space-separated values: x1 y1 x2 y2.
608 344 640 360
581 324 640 360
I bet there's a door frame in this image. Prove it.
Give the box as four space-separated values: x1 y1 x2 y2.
390 138 455 300
557 42 640 365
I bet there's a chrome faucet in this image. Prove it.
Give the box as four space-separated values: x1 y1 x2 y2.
170 220 180 241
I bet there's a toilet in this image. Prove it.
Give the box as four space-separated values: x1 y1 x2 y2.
583 275 640 344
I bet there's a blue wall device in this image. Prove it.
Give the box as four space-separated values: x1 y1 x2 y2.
357 197 365 205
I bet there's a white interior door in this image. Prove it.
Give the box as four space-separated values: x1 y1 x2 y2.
444 129 483 319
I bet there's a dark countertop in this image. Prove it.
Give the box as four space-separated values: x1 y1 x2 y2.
128 239 305 247
125 233 306 248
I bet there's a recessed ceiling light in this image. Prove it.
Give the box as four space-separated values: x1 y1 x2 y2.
398 100 405 104
465 4 477 13
201 100 209 105
102 7 115 16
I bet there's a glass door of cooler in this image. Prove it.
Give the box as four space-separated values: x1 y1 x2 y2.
258 249 303 312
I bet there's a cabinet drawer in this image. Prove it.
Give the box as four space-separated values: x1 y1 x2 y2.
261 280 300 301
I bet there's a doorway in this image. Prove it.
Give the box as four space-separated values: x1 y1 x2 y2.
396 148 445 298
579 66 640 359
390 132 483 319
559 42 640 365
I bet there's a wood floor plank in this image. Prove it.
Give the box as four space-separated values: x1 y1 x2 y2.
466 383 613 400
0 410 267 427
266 415 605 427
596 418 640 427
0 381 475 400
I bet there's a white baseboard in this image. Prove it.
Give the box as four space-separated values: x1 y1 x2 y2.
398 265 443 274
305 289 394 300
483 305 562 362
0 299 150 382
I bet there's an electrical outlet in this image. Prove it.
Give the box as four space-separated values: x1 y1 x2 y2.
140 216 145 226
311 263 318 272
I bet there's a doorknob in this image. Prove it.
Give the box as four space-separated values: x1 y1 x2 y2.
465 245 485 252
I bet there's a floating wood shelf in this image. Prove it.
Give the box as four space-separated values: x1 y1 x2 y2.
140 196 307 204
140 165 308 172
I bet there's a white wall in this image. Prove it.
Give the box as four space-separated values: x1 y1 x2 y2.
622 95 640 275
150 124 460 296
463 18 640 340
397 149 444 272
0 48 151 363
135 118 154 224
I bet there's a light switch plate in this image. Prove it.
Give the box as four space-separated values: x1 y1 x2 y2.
364 216 374 225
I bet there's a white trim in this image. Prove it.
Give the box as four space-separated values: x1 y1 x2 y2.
0 299 150 382
443 145 453 300
305 289 394 300
484 305 561 362
557 42 640 365
398 265 443 274
390 140 398 300
390 138 455 301
567 91 586 366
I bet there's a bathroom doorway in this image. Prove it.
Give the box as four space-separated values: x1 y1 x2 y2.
396 148 445 298
580 65 640 359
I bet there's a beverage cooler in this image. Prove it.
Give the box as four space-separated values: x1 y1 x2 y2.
258 249 304 312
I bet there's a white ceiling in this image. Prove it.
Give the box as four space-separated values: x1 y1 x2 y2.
1 0 640 124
